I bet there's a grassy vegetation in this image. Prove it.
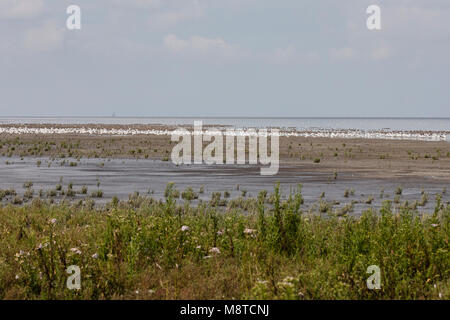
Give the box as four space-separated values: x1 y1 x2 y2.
0 184 448 300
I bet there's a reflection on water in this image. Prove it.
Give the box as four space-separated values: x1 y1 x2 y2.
1 157 448 216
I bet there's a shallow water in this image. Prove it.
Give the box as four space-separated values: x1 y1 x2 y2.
1 157 448 215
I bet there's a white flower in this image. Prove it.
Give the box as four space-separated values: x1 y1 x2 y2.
279 281 294 288
431 224 439 228
244 228 256 235
50 218 57 224
15 275 19 280
15 250 27 258
181 225 190 232
196 245 201 249
203 255 212 259
257 279 268 285
209 247 220 254
70 247 82 255
439 292 442 298
92 253 98 259
283 276 295 283
217 230 223 236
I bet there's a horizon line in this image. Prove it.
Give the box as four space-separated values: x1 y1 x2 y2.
1 116 450 120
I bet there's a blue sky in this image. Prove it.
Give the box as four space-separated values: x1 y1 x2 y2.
1 0 449 117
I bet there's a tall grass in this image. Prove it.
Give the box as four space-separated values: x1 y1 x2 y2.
0 184 448 300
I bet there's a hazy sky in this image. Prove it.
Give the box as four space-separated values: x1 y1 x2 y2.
1 0 449 117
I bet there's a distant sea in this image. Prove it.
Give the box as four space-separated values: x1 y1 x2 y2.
1 117 449 132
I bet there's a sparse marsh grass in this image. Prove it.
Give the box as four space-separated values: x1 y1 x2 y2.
335 202 354 216
23 181 33 189
0 184 448 300
318 200 331 213
4 134 448 179
23 188 34 200
365 196 374 205
181 187 198 201
79 186 88 195
419 193 429 207
91 190 103 198
344 188 355 198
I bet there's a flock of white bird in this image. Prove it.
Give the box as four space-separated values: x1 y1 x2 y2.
0 126 447 141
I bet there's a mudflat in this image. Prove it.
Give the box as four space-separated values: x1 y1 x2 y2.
1 124 449 181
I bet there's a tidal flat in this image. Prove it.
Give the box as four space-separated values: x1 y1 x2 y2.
1 128 449 214
0 156 449 216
